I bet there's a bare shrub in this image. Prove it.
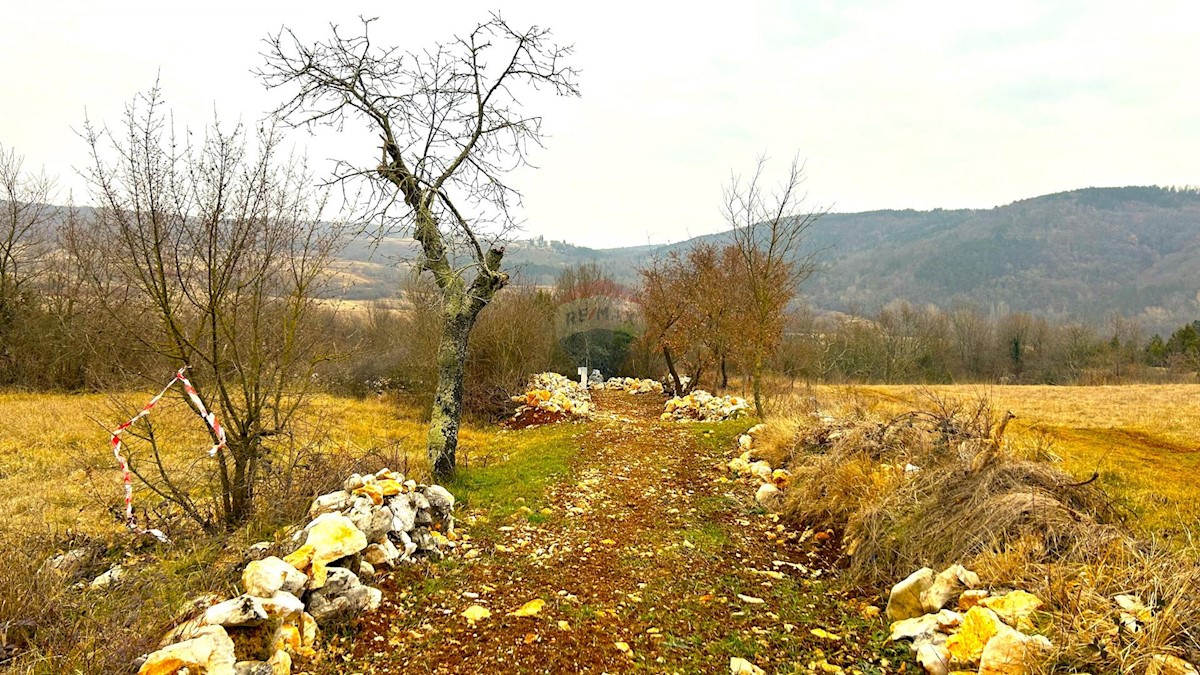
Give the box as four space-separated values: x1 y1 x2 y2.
75 86 346 531
463 286 558 419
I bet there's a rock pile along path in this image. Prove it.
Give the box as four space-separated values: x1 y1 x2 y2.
341 391 906 674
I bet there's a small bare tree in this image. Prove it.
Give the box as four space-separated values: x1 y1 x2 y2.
259 15 579 479
636 251 709 395
77 87 345 531
0 145 56 378
724 156 825 417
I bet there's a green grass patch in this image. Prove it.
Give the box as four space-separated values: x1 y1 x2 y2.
448 423 583 519
689 417 757 453
694 494 737 518
680 522 730 552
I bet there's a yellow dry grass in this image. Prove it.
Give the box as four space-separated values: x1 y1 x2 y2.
833 384 1200 540
0 391 490 538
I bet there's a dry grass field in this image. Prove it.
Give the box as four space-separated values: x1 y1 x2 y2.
0 392 496 541
3 383 1196 545
836 384 1200 540
0 390 554 673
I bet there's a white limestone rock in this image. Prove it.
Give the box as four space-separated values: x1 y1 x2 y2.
308 490 352 519
204 595 269 627
920 564 981 614
755 482 783 510
137 625 236 675
242 556 307 598
886 567 935 622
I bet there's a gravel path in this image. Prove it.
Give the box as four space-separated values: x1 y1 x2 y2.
339 391 901 674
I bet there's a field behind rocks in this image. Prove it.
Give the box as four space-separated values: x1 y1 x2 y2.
841 384 1200 541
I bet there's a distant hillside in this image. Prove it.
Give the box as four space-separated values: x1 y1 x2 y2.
18 186 1200 331
802 187 1200 327
494 186 1200 332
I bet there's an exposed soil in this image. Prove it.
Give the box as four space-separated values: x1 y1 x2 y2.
335 391 909 674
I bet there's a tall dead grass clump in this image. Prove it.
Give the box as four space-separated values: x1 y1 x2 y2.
765 390 1200 670
0 529 233 674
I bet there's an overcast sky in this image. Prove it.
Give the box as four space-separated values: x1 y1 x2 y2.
3 0 1198 248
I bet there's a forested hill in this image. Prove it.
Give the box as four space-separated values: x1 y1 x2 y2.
24 186 1200 331
499 186 1200 330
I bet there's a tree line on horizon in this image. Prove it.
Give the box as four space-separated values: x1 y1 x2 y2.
778 303 1200 386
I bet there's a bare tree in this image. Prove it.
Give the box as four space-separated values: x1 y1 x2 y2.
636 251 708 395
77 87 345 531
724 156 825 417
0 144 56 377
259 15 580 479
688 242 741 390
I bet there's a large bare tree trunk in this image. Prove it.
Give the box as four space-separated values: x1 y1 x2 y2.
427 309 473 479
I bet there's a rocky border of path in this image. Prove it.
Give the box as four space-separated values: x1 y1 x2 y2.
129 468 458 675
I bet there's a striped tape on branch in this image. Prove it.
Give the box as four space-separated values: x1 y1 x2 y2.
109 367 227 540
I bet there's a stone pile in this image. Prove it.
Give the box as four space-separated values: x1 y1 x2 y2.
886 565 1054 675
725 425 791 511
601 377 665 395
510 372 593 420
135 468 457 675
661 390 749 422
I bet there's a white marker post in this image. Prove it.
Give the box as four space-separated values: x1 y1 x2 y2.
577 366 589 386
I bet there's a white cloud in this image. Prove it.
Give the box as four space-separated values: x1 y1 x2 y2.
2 0 1198 248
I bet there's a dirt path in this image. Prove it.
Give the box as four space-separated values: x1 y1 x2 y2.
340 392 901 674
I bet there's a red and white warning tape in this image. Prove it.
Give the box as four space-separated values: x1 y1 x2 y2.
109 367 227 540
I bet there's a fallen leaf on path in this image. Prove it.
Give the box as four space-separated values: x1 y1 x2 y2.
509 599 545 617
810 628 842 641
737 594 765 604
749 568 785 580
557 620 571 631
730 657 767 675
461 605 491 624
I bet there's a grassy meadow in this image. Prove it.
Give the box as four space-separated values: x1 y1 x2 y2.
0 392 435 539
1 382 1198 672
2 383 1196 544
833 384 1200 541
0 388 583 673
